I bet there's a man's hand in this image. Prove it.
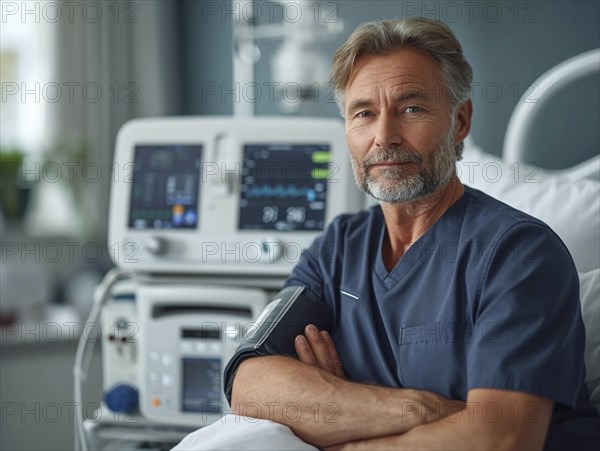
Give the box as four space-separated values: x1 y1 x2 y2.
294 324 345 379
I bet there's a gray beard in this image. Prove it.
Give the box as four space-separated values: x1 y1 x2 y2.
350 129 457 204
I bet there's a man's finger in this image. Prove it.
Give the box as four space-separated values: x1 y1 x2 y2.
305 324 337 374
321 330 346 379
295 335 318 366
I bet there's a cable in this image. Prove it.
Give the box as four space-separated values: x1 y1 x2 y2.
73 268 129 451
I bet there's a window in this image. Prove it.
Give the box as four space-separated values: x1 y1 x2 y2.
1 7 55 155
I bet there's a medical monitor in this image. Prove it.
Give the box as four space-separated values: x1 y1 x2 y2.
129 145 203 230
109 117 362 276
238 143 329 232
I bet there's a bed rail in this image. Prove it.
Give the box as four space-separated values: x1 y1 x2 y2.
503 48 600 168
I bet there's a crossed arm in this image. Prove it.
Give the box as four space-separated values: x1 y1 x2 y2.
231 325 554 450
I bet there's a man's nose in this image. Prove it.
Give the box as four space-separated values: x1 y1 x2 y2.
373 114 402 149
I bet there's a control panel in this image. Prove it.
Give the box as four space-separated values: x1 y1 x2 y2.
137 284 267 426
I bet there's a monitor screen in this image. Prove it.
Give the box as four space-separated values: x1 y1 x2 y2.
181 358 221 414
239 144 330 231
128 145 202 230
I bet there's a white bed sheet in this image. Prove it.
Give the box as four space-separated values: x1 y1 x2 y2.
172 414 317 451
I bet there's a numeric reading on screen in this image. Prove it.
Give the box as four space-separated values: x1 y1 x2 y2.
239 144 331 231
129 145 202 230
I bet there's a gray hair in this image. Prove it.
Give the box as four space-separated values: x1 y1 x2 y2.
330 17 473 158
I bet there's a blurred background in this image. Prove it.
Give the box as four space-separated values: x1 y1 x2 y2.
1 1 599 449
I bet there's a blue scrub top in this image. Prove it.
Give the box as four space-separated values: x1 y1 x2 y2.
285 186 598 448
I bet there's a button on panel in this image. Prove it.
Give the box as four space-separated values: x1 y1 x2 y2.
162 353 173 367
149 372 160 386
162 374 173 387
149 351 160 364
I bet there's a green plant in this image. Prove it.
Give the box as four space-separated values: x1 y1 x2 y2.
0 148 28 220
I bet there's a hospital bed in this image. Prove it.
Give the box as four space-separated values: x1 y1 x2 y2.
76 49 600 450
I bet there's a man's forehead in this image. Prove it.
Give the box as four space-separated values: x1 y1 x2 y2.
348 48 442 85
348 83 436 98
346 89 431 111
344 48 447 106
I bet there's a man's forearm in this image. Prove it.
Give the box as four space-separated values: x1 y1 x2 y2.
231 355 460 448
329 389 553 451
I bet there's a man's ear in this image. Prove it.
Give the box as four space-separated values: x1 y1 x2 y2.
453 100 473 145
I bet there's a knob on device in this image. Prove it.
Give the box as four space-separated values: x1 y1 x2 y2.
260 238 283 263
145 237 167 255
104 384 139 414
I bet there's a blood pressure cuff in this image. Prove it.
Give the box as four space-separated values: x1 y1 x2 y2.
223 286 332 405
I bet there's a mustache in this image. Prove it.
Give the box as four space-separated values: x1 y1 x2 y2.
363 147 423 168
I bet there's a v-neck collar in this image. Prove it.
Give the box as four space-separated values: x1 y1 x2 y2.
374 187 471 289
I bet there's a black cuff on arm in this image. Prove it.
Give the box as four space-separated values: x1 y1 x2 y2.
223 286 332 405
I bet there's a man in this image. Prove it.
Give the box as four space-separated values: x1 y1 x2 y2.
227 18 599 449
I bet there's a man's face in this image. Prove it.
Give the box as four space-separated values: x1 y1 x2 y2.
344 48 458 203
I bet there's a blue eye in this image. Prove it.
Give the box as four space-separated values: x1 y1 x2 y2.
356 111 372 118
405 106 422 114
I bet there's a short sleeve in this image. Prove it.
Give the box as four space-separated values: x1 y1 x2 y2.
467 222 586 410
284 236 326 298
284 215 347 300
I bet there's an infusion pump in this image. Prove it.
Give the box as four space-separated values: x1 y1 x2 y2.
108 117 363 276
101 279 268 427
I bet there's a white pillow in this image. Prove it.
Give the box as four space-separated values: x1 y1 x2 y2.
458 145 600 272
579 269 600 413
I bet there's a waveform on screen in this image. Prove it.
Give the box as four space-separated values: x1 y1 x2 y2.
244 184 315 200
